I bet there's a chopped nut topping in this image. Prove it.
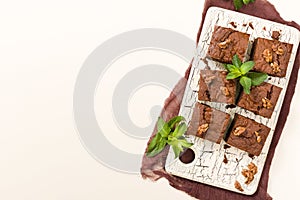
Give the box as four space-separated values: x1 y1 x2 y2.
276 46 284 55
203 75 216 84
197 123 209 136
242 169 254 184
262 49 273 63
271 62 281 73
220 86 230 96
241 162 258 185
248 162 258 175
234 181 244 192
233 126 246 136
218 39 231 49
262 97 273 109
256 136 262 143
254 131 262 143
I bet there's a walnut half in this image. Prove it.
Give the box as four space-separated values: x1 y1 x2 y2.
271 62 281 73
197 123 209 136
234 181 244 192
262 97 273 109
218 39 231 49
275 46 284 55
262 49 273 63
241 162 258 185
233 126 246 136
255 131 262 143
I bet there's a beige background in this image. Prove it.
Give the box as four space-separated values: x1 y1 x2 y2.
1 0 299 199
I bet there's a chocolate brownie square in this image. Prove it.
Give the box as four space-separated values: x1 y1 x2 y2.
186 103 231 144
237 82 282 118
198 70 238 104
226 114 271 156
252 38 293 77
207 26 250 63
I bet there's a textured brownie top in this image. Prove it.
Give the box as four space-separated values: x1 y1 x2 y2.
237 82 282 118
186 103 231 144
198 70 237 104
207 26 250 63
226 114 271 156
252 37 293 77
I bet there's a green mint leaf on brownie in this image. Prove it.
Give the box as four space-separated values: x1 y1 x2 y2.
226 64 240 72
240 61 255 75
240 76 252 94
225 54 267 94
247 72 268 86
232 54 242 68
147 116 193 158
226 71 242 79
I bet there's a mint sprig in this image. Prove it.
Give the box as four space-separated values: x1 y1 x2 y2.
146 116 193 158
224 55 268 94
233 0 255 10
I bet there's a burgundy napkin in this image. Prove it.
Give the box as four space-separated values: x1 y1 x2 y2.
141 0 300 199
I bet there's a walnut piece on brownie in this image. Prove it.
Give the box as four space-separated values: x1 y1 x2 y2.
226 114 271 156
186 103 231 144
207 26 250 63
237 82 282 118
198 70 238 104
251 37 293 77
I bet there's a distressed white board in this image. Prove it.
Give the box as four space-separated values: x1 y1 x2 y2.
165 7 300 195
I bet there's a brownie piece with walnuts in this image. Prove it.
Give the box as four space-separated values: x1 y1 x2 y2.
251 37 293 77
226 114 271 156
198 70 238 104
207 26 250 63
186 103 231 144
237 82 282 118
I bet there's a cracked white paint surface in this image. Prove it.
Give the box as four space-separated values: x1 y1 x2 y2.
165 7 300 195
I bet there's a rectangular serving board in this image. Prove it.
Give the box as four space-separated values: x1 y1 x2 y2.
165 7 300 195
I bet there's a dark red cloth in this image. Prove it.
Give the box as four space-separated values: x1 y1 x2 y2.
141 1 300 199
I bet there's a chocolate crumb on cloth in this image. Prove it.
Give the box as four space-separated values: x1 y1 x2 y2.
141 0 300 200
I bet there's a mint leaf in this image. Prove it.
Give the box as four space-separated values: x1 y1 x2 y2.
147 133 161 153
146 138 167 157
234 0 255 10
157 117 165 131
157 117 170 137
147 116 193 158
226 71 242 79
247 72 268 86
172 143 183 158
226 64 240 72
240 76 252 94
240 61 255 75
167 116 185 129
232 54 242 68
233 0 244 10
178 139 193 148
172 123 187 138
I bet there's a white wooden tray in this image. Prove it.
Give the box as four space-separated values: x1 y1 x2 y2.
165 7 300 195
